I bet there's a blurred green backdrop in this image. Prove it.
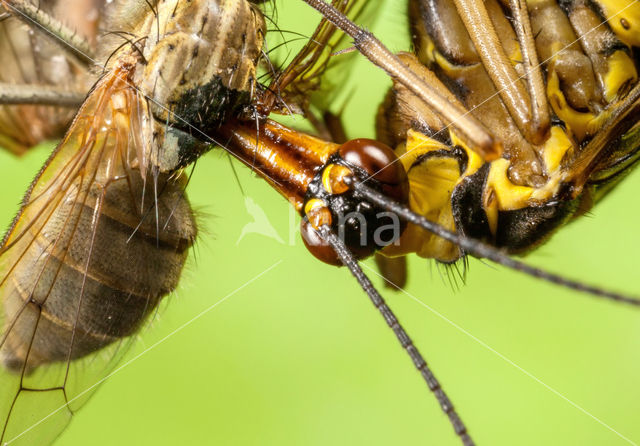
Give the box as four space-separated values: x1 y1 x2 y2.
1 1 640 445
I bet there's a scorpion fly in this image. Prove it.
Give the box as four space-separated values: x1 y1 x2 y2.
0 1 640 446
210 0 640 444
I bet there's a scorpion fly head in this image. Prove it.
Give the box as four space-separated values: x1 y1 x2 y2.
301 139 410 265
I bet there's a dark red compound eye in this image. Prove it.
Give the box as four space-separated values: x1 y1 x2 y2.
337 139 409 205
300 139 410 266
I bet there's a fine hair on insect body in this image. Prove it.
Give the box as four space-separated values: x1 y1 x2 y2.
1 0 640 442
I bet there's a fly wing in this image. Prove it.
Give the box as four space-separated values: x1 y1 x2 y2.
0 0 101 154
0 64 194 446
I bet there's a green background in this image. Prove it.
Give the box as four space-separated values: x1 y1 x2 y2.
1 1 640 445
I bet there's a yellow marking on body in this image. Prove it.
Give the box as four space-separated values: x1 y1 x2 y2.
403 130 483 179
547 70 600 141
541 126 573 174
435 50 478 79
385 130 462 262
509 46 523 69
449 131 484 178
402 130 445 157
322 165 335 194
304 198 326 217
484 187 499 237
598 0 640 47
417 35 480 80
383 155 461 262
484 159 533 211
321 164 351 195
603 50 638 103
393 122 574 256
416 34 437 66
530 174 565 202
482 128 572 233
304 198 332 230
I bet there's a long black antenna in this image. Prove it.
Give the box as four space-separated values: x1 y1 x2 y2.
347 178 640 306
318 225 475 446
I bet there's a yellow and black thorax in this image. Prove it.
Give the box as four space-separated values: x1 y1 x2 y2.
377 0 640 262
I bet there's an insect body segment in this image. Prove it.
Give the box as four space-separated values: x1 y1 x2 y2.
131 0 265 130
98 0 266 173
376 0 640 263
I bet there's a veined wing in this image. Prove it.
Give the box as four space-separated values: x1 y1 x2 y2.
0 60 195 446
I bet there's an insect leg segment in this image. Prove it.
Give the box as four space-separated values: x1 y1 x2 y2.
300 0 502 161
1 0 96 66
0 84 85 107
508 0 550 143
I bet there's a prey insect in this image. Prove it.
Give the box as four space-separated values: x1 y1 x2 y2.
0 0 264 443
0 0 636 446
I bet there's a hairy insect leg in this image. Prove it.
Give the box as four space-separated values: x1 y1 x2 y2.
300 0 501 161
1 0 95 66
0 84 85 107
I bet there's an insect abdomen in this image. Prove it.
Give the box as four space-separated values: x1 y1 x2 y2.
1 171 195 373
